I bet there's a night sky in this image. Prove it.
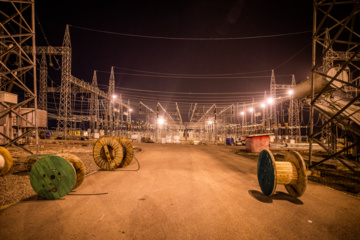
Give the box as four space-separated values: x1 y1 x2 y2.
35 0 313 115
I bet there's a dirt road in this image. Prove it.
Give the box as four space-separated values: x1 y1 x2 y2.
1 143 359 239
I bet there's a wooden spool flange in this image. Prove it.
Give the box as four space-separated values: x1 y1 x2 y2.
56 153 85 189
30 155 76 200
93 137 124 170
0 147 13 176
257 149 307 197
114 136 134 168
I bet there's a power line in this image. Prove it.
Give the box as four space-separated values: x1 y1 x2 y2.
69 24 312 41
96 84 289 95
113 66 271 77
96 70 292 79
274 42 312 70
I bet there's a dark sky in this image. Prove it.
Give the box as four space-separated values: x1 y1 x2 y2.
35 0 313 97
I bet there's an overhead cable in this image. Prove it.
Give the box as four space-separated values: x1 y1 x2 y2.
69 24 312 41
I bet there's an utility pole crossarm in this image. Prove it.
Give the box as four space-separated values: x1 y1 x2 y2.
157 102 176 124
217 104 234 116
193 104 216 126
139 101 156 114
23 46 70 55
70 76 129 108
175 102 183 125
189 103 197 123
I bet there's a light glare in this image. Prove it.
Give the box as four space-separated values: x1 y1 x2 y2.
267 98 274 104
157 118 165 125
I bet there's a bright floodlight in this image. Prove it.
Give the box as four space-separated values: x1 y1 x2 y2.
208 120 213 125
112 94 117 99
241 111 244 115
288 89 294 95
261 103 266 108
249 107 254 112
267 98 274 104
129 108 133 112
157 118 165 125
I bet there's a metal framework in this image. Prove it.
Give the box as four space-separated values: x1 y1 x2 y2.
39 53 47 110
0 0 38 154
58 24 71 137
269 70 277 129
309 0 360 172
289 75 300 141
107 66 115 135
89 70 99 133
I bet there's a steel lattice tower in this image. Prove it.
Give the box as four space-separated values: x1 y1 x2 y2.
120 94 123 134
270 70 277 132
309 0 360 168
39 53 47 111
115 94 121 135
127 99 131 123
320 28 334 144
0 0 39 153
90 70 99 133
251 98 254 133
107 66 115 135
289 75 300 141
263 91 267 129
242 102 246 135
58 25 72 138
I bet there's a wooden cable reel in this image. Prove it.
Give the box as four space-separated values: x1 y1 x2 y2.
93 137 124 170
114 136 134 168
27 153 85 190
0 146 13 176
56 153 85 189
30 155 76 200
257 149 307 197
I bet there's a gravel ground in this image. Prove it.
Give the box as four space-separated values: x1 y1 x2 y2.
0 140 99 208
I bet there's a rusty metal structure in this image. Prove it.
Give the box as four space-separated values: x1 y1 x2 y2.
0 0 39 154
308 0 360 172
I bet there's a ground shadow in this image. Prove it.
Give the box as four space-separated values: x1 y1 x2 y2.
67 192 108 196
21 195 66 202
248 190 303 205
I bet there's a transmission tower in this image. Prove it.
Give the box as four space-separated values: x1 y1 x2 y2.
89 71 99 133
39 53 48 110
289 75 300 141
263 91 267 129
0 1 38 153
108 66 115 135
251 98 254 133
58 25 72 138
127 99 131 123
242 102 246 135
270 70 277 132
309 0 360 170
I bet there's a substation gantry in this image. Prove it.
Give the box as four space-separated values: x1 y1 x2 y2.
23 25 131 139
306 0 360 172
0 0 39 154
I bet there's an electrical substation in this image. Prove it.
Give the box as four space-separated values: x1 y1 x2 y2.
0 1 360 239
